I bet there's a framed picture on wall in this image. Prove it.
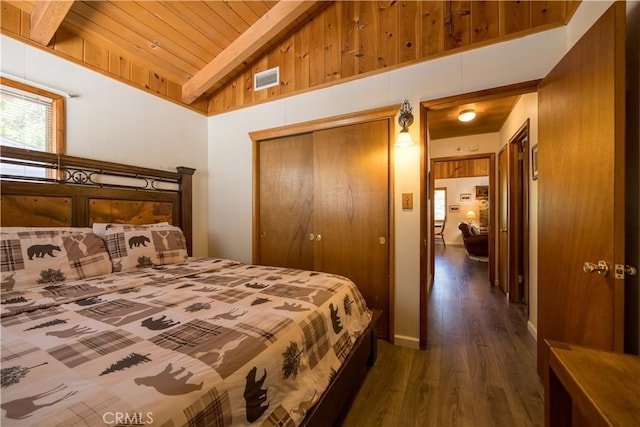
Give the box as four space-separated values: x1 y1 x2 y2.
449 205 460 213
532 144 539 180
476 185 489 199
460 193 472 202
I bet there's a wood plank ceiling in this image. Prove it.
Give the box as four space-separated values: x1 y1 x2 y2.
1 0 580 135
428 95 521 140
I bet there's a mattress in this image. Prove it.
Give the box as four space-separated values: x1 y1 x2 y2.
1 258 371 426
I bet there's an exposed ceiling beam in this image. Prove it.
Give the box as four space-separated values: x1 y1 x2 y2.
182 1 318 104
30 0 75 46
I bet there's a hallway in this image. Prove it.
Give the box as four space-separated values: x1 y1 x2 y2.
342 245 543 426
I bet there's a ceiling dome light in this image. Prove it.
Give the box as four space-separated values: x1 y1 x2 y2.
458 109 476 122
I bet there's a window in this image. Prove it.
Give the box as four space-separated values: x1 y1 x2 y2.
0 77 65 154
434 187 447 221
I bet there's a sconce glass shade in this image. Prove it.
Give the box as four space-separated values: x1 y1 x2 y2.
396 130 413 147
458 109 476 122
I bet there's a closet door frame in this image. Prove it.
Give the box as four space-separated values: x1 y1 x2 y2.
250 105 398 343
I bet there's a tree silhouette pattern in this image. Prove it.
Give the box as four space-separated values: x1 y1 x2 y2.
36 268 66 284
24 318 67 331
281 342 303 380
185 302 211 313
137 256 154 268
1 363 48 388
343 295 354 316
100 353 152 376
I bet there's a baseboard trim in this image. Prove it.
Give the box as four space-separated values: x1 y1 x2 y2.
527 321 538 341
394 334 420 349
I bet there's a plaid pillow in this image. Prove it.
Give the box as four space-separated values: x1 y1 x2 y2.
103 224 188 272
0 229 112 291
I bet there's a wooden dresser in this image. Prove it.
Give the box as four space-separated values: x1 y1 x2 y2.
545 340 640 426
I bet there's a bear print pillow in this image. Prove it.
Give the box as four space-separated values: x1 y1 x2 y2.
102 224 188 272
0 229 113 291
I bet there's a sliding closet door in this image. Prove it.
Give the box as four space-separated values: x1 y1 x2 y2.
313 120 390 339
258 133 314 270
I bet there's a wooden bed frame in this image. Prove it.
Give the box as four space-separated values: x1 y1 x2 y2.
0 146 195 253
0 146 378 426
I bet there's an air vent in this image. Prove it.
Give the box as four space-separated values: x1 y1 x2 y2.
254 67 280 91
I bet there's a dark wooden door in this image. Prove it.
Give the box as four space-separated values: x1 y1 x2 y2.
259 133 314 270
498 146 509 295
314 121 390 339
537 2 626 374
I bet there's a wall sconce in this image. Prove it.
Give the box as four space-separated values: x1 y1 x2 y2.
458 109 476 122
396 99 414 147
466 210 476 224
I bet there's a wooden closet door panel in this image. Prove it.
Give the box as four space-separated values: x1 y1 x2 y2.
259 133 314 269
313 120 390 339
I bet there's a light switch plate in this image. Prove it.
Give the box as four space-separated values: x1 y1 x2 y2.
402 193 413 209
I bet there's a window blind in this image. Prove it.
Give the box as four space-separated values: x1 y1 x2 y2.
0 84 53 152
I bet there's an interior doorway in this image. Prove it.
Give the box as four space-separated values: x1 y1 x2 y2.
498 120 531 304
431 154 494 273
419 81 539 349
506 120 531 305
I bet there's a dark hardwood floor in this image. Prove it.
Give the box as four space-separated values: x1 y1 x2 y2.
342 245 543 426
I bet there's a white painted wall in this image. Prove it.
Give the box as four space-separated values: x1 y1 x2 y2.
0 36 209 256
208 25 569 347
431 133 498 247
0 0 623 347
208 1 625 346
434 176 490 246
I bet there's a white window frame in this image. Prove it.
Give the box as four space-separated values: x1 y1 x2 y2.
434 187 447 221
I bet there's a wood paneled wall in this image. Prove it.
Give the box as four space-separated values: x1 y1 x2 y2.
1 1 580 116
433 157 490 179
209 0 579 115
0 1 209 114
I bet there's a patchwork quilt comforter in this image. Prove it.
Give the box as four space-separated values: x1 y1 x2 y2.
1 258 372 426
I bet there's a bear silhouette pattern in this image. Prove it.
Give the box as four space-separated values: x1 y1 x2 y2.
27 245 61 260
244 367 269 422
128 236 151 249
141 315 180 331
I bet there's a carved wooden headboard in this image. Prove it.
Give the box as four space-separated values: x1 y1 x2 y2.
0 147 196 254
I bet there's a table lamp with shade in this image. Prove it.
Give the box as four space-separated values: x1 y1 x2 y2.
466 210 476 224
